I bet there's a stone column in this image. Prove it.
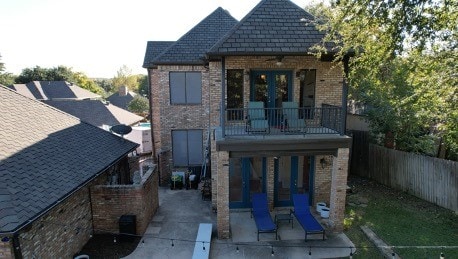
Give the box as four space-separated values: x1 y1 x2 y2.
329 148 350 232
216 150 230 239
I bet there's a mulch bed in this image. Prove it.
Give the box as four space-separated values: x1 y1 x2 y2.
75 234 141 259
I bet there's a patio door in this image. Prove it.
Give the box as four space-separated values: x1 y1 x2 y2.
251 71 292 126
229 157 266 208
274 156 314 206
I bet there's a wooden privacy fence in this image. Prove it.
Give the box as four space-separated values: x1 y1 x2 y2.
361 144 458 212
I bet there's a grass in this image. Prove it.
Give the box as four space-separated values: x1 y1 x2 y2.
344 176 458 259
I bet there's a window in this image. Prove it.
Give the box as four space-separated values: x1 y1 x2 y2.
170 72 202 104
172 130 203 166
227 69 244 120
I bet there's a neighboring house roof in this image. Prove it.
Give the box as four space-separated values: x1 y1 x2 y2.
207 0 334 56
43 100 144 127
143 41 175 68
106 91 137 110
9 81 100 100
145 7 238 66
0 86 138 234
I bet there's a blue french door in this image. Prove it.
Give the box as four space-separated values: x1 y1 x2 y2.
274 156 314 206
251 71 292 126
229 157 267 208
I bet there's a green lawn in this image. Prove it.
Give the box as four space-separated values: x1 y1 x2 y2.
344 176 458 259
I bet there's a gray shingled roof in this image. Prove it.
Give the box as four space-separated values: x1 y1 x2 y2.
143 41 174 68
106 91 137 110
43 100 144 127
9 81 101 100
208 0 334 56
147 7 238 65
0 86 138 234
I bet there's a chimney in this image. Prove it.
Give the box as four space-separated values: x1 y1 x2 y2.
119 85 128 96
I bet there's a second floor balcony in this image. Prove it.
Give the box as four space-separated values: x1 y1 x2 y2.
221 104 344 138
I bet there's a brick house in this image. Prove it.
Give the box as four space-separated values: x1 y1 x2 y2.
143 0 351 239
0 86 158 258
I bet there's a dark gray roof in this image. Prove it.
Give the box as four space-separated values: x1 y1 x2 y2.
208 0 334 56
147 7 238 65
106 91 137 110
143 41 175 68
9 81 101 100
43 100 144 127
0 86 138 234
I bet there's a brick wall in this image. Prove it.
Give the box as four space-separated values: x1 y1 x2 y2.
90 166 159 236
149 56 343 173
314 155 334 206
329 148 350 232
216 150 229 239
16 181 98 258
149 66 211 182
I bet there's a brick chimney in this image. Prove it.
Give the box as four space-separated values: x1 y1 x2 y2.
119 85 128 96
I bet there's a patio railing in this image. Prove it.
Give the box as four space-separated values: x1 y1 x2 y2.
224 104 343 136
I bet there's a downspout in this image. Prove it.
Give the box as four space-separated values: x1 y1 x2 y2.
340 55 350 136
147 68 157 164
221 57 226 137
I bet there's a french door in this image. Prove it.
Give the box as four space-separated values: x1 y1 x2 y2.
229 157 266 208
251 71 292 126
274 156 314 206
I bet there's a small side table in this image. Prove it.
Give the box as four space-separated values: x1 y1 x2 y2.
275 213 293 228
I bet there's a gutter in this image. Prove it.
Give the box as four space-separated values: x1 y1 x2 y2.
0 145 138 236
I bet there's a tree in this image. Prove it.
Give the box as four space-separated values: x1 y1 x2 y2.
112 65 139 92
94 78 115 93
73 72 105 96
127 95 149 114
0 54 15 86
137 74 149 98
312 0 457 160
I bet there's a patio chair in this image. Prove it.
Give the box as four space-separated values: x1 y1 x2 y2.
282 102 306 132
291 194 325 241
246 102 269 133
250 193 277 241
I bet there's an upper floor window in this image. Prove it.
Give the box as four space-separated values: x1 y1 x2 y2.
227 69 244 120
169 72 202 104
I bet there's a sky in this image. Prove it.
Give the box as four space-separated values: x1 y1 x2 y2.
0 0 317 79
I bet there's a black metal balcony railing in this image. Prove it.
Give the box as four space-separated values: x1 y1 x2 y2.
224 104 343 136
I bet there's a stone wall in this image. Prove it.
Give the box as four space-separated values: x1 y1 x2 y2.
91 166 159 236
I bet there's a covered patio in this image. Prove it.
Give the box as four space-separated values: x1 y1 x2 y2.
125 187 354 258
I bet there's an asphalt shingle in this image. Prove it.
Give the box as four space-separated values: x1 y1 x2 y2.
9 81 101 100
208 0 335 56
0 86 138 233
43 99 144 127
145 7 238 66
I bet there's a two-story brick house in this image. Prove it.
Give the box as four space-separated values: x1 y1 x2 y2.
143 0 351 239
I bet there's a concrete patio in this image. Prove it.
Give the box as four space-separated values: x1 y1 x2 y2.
123 187 354 259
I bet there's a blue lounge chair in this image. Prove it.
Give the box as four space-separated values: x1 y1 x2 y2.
251 193 277 241
291 194 325 241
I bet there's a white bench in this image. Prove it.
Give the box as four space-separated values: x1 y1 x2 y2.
192 223 212 259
